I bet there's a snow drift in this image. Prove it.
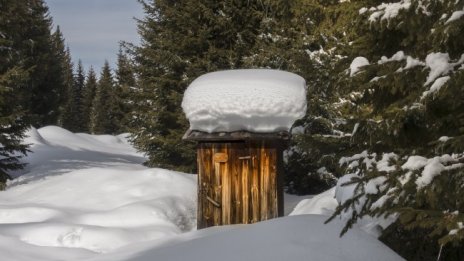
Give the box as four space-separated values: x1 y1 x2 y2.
0 126 403 260
181 69 307 133
88 215 402 261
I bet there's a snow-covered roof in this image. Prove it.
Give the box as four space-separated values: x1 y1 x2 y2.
181 69 307 133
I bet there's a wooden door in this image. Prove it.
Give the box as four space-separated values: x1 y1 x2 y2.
197 141 281 229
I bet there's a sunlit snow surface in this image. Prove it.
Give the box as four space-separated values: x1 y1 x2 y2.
0 126 403 261
181 69 307 133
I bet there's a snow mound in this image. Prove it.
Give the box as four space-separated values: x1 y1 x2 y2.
290 188 337 216
23 127 47 145
0 126 197 257
9 126 144 183
32 126 138 155
91 215 403 261
0 126 403 260
0 167 197 253
181 69 307 133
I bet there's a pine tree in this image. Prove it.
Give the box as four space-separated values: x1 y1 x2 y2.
82 67 97 132
62 59 86 132
59 47 76 130
131 0 286 172
49 26 68 124
19 0 64 126
51 28 74 129
314 1 464 259
91 61 118 134
0 69 29 190
72 60 86 132
0 0 32 188
115 47 135 132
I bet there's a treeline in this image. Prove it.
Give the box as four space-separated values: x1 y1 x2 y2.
0 0 133 186
60 51 135 135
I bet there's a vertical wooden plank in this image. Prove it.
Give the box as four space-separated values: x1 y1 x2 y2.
260 143 270 221
196 145 203 229
269 145 278 218
212 144 222 226
203 144 214 227
250 143 260 223
231 143 242 224
197 143 213 229
220 144 231 225
241 147 250 224
277 143 285 217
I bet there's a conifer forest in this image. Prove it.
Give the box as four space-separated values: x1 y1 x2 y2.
1 0 464 260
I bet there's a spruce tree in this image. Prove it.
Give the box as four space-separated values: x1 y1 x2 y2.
51 27 74 129
59 47 76 130
115 47 135 132
0 0 32 188
0 69 29 190
49 26 68 124
91 61 118 134
72 60 86 132
82 67 97 132
315 1 464 259
131 0 283 172
19 0 63 126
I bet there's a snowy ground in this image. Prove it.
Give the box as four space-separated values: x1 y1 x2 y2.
0 126 403 260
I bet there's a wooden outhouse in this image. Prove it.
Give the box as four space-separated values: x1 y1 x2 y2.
184 130 288 229
181 69 307 229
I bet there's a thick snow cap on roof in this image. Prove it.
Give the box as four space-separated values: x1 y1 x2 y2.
181 69 307 133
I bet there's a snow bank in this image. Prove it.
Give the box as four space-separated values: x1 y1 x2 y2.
0 126 403 260
0 126 196 257
290 188 337 216
88 215 403 261
9 126 145 184
181 69 307 133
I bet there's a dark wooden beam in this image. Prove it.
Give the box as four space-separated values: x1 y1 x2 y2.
183 130 290 141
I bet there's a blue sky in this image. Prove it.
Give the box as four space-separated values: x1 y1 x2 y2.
45 0 144 75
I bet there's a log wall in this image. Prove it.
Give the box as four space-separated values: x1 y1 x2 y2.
197 140 284 229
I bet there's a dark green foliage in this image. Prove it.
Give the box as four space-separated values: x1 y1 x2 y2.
0 68 30 190
0 0 34 188
13 0 64 127
59 48 77 130
318 0 464 257
0 0 85 189
81 67 97 132
62 60 86 132
380 221 464 261
49 26 69 125
115 47 136 132
130 0 278 172
91 61 120 134
73 61 86 132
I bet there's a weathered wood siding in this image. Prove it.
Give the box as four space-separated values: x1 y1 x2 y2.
197 141 283 229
